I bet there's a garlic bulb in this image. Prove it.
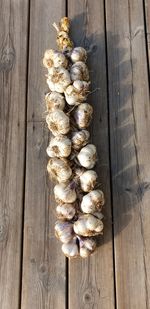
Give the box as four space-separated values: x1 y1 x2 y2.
62 238 79 258
77 144 97 169
47 67 71 93
54 182 77 204
47 158 72 183
80 170 98 192
55 221 74 243
71 130 90 150
73 103 93 128
73 214 103 236
43 49 68 68
47 135 71 158
46 110 70 136
64 80 90 105
81 190 105 214
56 203 76 220
45 92 65 112
79 237 97 258
70 61 89 82
70 47 87 63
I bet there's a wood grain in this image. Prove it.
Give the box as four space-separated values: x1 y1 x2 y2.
0 0 29 308
68 1 115 308
106 0 150 307
144 0 150 65
21 1 66 308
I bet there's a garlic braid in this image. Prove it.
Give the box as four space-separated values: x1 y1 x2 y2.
43 17 105 259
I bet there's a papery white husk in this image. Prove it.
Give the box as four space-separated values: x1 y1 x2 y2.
77 144 97 169
46 110 70 136
73 103 93 128
62 238 79 258
56 203 76 220
71 130 90 150
47 158 72 183
47 135 71 157
81 190 105 213
73 214 103 236
47 67 71 93
70 61 89 82
55 221 74 243
79 170 98 192
45 92 65 112
43 49 68 68
70 47 87 63
54 182 77 204
79 237 97 258
64 80 90 105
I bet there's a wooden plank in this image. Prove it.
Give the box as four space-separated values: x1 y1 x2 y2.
21 1 67 308
145 0 150 65
68 1 115 308
0 0 29 308
106 0 150 307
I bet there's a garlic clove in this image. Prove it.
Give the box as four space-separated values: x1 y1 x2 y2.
81 190 105 213
62 238 79 258
71 130 90 150
43 49 68 69
54 182 77 204
47 67 71 93
46 135 71 158
79 237 97 258
77 144 97 169
56 203 76 220
55 221 74 243
73 214 103 236
45 92 65 112
70 61 89 82
70 47 87 63
73 103 93 128
43 49 54 68
79 170 97 192
46 110 70 136
47 158 72 183
64 81 90 105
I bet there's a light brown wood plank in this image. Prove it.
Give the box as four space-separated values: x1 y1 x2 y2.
68 1 115 308
21 1 67 308
145 0 150 65
106 0 150 308
0 0 29 308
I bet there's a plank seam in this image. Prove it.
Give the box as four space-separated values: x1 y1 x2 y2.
143 0 150 91
19 0 31 307
103 0 117 308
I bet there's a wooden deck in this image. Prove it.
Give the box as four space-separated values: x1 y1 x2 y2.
1 0 150 308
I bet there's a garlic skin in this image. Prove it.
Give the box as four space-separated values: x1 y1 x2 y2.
64 81 90 105
62 238 79 258
80 170 98 192
56 203 76 220
46 110 70 136
70 61 89 82
45 92 65 112
47 67 71 93
73 103 93 128
77 144 97 169
56 31 73 52
71 130 90 150
79 237 97 258
70 47 87 63
43 49 68 68
73 214 103 237
54 183 77 204
47 135 71 158
47 158 72 183
81 190 105 214
55 221 74 243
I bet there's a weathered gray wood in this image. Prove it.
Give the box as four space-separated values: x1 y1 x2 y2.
145 0 150 66
21 1 66 308
106 0 150 308
0 0 29 308
68 1 115 308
